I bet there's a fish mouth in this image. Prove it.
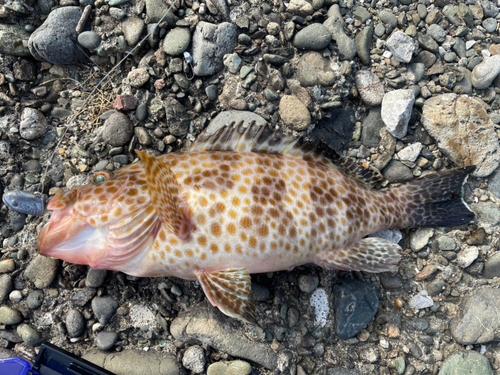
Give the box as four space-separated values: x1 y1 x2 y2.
37 213 96 264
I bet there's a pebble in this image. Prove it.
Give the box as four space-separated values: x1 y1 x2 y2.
457 246 479 268
288 0 314 17
207 360 252 375
437 236 456 251
439 351 493 375
333 280 379 340
279 95 311 131
410 228 434 252
0 259 15 273
182 345 205 373
77 31 101 50
66 309 85 338
0 306 23 325
223 53 241 74
163 27 191 56
0 25 31 57
96 331 118 351
135 103 148 121
127 68 150 88
86 269 107 288
298 274 319 293
381 89 415 139
0 274 12 302
379 10 397 28
293 24 331 50
397 142 422 162
103 112 134 147
409 290 434 310
483 18 498 33
17 324 41 346
26 290 44 309
471 55 500 89
9 290 22 302
24 255 59 289
91 296 119 325
135 127 152 146
422 94 500 177
387 31 415 63
28 7 86 64
251 283 270 302
324 8 357 60
427 24 446 44
355 26 373 65
355 70 384 106
296 52 335 87
19 107 47 140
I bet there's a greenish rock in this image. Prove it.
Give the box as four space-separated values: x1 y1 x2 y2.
264 87 279 101
0 306 23 325
439 351 493 375
353 6 371 23
458 4 474 27
437 236 456 251
145 0 178 24
17 324 41 346
355 26 373 65
388 357 405 375
242 73 257 89
374 23 385 37
240 66 253 79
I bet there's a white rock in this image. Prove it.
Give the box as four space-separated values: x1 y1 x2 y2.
381 89 415 139
9 290 22 302
471 55 500 89
397 142 423 162
409 290 434 310
465 40 476 50
386 31 415 63
457 246 479 268
410 228 434 251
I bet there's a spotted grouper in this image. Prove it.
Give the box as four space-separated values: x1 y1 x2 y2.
38 122 475 323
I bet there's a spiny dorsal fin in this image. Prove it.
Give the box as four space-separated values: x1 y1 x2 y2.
190 121 383 189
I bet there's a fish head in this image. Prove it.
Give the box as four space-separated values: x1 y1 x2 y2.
37 165 160 270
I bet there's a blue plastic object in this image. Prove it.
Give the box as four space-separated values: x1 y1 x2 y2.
0 356 32 375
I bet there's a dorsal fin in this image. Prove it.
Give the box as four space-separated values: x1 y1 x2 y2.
190 121 383 189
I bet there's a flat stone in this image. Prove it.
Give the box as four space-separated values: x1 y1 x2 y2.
293 23 331 50
83 349 180 375
122 17 145 47
0 306 23 325
397 142 422 162
296 52 335 87
457 246 479 268
170 302 278 370
439 351 493 375
163 27 191 55
78 31 101 50
96 331 118 351
355 70 384 106
333 280 379 340
66 309 85 338
25 255 59 288
422 94 500 177
410 228 434 252
450 287 500 344
279 95 311 131
207 360 252 375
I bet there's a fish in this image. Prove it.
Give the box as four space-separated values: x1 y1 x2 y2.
37 122 475 323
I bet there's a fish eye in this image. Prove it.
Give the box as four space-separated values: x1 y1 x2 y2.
93 172 110 185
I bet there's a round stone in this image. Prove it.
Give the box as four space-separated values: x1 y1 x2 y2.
0 306 23 325
77 31 101 49
483 18 498 33
127 68 150 88
279 95 311 131
20 107 47 140
355 70 384 106
66 309 85 338
182 345 206 373
298 274 319 293
17 324 41 346
27 290 44 309
102 111 134 147
163 27 191 56
96 331 118 351
135 103 148 121
293 23 331 50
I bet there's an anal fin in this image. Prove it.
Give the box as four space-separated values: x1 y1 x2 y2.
317 238 403 273
197 268 257 324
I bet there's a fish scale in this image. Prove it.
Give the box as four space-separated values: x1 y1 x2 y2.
37 122 475 323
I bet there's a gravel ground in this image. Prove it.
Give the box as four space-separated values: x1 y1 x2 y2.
1 0 500 374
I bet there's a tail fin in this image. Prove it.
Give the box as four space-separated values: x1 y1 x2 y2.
395 166 475 228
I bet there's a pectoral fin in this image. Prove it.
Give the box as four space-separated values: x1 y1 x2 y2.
317 237 403 273
135 150 192 242
197 268 257 324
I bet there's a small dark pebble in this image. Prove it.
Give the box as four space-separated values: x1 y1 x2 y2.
135 103 148 121
91 296 119 325
86 269 107 288
298 274 319 293
251 283 270 302
26 290 44 310
403 318 429 332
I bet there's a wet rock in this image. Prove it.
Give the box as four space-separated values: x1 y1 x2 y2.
182 345 205 373
83 349 180 375
293 24 331 50
164 97 190 136
355 70 384 106
333 280 379 340
91 296 119 325
171 302 278 370
102 112 134 147
381 89 415 139
25 255 59 288
29 7 87 64
387 31 415 63
450 287 500 344
96 331 118 351
66 309 85 338
0 306 23 325
296 52 335 87
422 94 500 177
163 27 191 56
440 351 493 375
311 108 355 153
279 95 311 131
0 25 31 57
20 108 47 140
192 22 238 76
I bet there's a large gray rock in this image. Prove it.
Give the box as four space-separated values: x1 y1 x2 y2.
192 22 238 76
170 302 278 370
450 287 500 344
28 7 87 64
439 351 494 375
422 94 500 177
